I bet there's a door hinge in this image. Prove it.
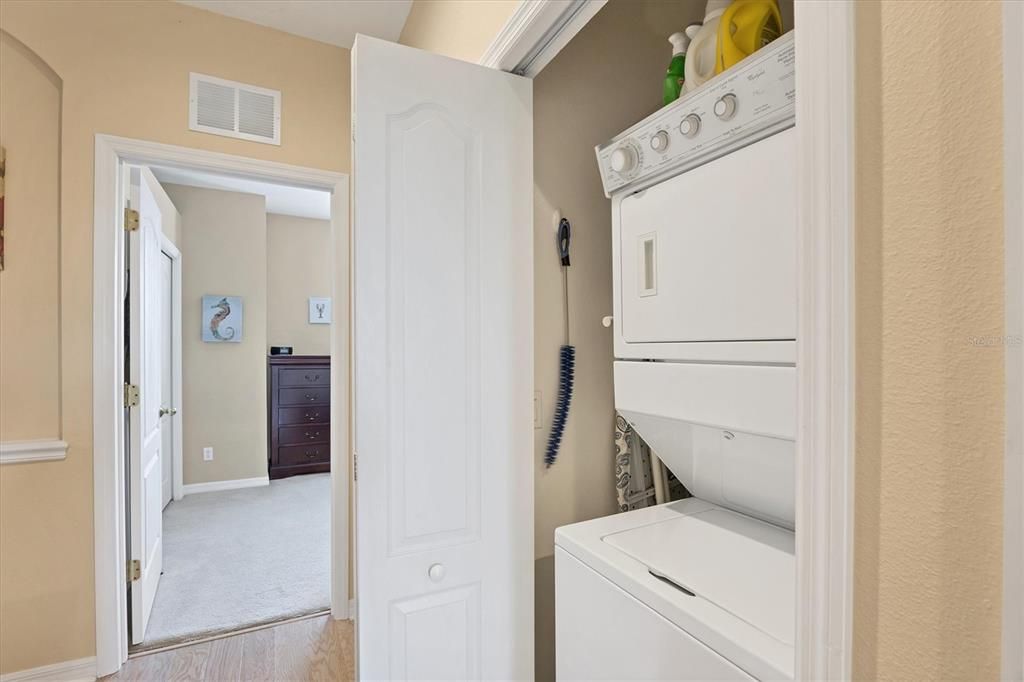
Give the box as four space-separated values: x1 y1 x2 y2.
128 559 141 582
124 383 140 408
124 207 139 232
353 451 358 482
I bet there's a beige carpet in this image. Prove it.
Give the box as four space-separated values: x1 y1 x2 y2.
140 473 330 649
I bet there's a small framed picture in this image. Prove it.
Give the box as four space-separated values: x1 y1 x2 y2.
309 297 332 324
202 295 243 342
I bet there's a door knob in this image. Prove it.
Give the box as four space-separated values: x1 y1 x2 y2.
428 563 446 583
159 407 177 417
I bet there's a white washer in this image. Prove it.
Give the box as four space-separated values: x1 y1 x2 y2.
555 32 798 681
555 499 794 681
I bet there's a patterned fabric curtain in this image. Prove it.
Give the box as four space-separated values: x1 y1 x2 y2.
614 413 658 512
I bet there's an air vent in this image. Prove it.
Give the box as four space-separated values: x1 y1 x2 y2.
189 73 281 145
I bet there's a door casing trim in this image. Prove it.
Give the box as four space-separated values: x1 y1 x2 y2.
93 134 350 677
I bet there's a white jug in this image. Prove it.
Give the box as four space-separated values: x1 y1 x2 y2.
683 0 731 92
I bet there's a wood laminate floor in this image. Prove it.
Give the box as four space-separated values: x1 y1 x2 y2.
105 614 354 681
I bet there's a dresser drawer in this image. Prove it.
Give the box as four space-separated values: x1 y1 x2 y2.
279 386 330 406
278 443 330 467
279 424 330 446
278 405 329 426
279 367 330 387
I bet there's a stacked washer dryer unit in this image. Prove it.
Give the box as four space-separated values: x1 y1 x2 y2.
554 32 798 681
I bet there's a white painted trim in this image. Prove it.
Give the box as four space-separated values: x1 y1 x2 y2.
159 235 185 502
180 476 269 496
0 439 68 464
478 0 606 77
794 2 856 680
0 656 96 682
93 134 349 677
1003 2 1024 680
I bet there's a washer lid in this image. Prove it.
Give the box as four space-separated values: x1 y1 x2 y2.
603 508 795 646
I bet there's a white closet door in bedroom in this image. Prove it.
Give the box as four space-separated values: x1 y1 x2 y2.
352 35 534 681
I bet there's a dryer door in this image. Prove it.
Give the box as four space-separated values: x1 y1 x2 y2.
618 128 796 346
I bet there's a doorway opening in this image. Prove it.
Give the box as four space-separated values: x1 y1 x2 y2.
93 136 349 675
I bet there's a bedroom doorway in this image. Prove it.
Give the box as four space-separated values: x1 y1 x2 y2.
93 135 349 672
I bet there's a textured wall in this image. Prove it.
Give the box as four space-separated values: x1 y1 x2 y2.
853 1 1006 679
0 1 349 672
0 31 61 444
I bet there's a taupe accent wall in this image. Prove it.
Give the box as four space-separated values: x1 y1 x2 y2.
530 1 712 677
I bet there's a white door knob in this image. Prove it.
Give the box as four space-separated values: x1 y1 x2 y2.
610 145 637 173
714 93 738 120
428 563 446 582
679 114 701 138
649 130 669 152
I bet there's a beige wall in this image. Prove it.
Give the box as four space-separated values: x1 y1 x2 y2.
398 0 519 62
267 214 332 356
164 184 268 486
853 1 1006 679
0 31 61 444
0 0 349 672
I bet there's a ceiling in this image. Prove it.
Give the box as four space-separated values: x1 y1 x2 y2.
151 165 332 221
176 0 413 48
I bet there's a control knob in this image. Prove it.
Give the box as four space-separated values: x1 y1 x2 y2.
679 114 701 138
610 144 639 174
714 93 738 121
649 130 670 152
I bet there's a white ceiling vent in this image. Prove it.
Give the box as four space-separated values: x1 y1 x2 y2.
189 73 281 145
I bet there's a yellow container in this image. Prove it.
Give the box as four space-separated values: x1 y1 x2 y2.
715 0 783 73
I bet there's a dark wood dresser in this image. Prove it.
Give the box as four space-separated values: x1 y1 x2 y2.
267 355 331 479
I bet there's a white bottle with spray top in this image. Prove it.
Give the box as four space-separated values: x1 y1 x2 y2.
683 0 732 93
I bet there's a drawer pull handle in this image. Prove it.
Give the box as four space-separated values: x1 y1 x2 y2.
305 394 316 401
305 431 321 440
305 450 318 459
305 374 320 382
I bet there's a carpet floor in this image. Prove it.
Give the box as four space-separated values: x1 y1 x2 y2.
141 473 330 649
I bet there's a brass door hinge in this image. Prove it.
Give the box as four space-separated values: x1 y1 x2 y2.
124 207 139 232
124 383 140 408
128 559 141 582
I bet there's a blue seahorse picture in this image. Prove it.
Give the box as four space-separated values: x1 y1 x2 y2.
201 295 243 343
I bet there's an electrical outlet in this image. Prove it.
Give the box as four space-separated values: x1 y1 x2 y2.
203 446 214 461
534 391 543 429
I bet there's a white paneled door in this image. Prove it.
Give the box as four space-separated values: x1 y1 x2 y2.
128 166 165 644
352 36 534 680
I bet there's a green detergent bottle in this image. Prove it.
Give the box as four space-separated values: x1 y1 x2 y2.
663 30 694 105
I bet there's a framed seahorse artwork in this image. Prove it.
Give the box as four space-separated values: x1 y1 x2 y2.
202 295 243 342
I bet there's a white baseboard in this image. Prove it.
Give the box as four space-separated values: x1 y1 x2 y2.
0 440 68 465
0 657 96 682
181 476 269 496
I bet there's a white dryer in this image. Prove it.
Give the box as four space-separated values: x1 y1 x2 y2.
555 32 798 681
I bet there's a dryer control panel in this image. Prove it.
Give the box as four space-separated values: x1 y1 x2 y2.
596 31 795 197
